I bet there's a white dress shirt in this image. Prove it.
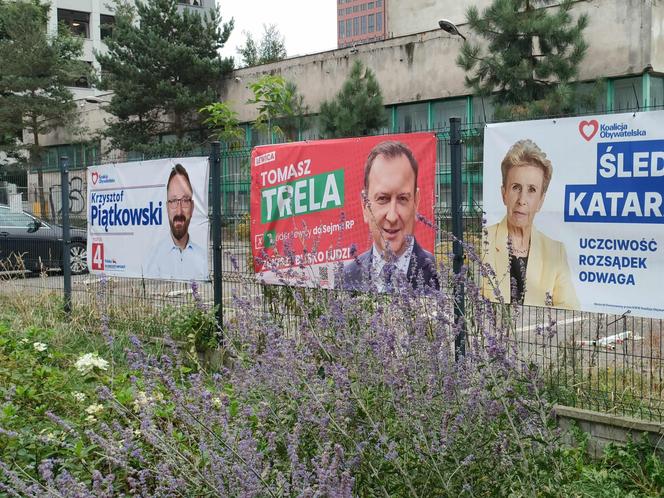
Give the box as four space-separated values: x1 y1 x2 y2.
144 234 208 281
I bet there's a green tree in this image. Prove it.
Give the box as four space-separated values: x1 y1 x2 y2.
247 74 307 143
457 0 589 119
0 0 88 215
237 24 287 67
96 0 234 156
319 60 388 138
199 101 244 145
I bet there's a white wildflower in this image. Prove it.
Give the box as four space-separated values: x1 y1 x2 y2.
33 342 47 352
72 392 86 402
212 397 222 409
85 404 104 416
75 353 109 375
85 415 97 424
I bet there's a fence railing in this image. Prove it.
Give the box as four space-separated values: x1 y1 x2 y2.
2 127 664 422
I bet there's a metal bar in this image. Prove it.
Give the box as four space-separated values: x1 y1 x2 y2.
60 156 71 315
450 117 465 360
210 142 224 343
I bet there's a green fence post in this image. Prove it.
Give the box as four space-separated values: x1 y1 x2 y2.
60 156 72 316
450 118 466 360
211 142 224 343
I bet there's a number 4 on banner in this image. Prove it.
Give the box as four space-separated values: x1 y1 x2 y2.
91 243 104 271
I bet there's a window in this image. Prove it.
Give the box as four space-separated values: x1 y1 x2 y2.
41 142 101 170
353 5 359 12
361 15 367 34
353 17 359 36
396 103 428 133
651 76 664 108
0 208 35 228
361 3 366 11
613 76 643 112
471 96 495 124
338 20 345 38
57 9 90 38
346 7 352 14
368 1 374 8
376 11 382 31
368 14 374 32
100 14 115 40
433 99 467 128
346 19 352 37
376 0 382 5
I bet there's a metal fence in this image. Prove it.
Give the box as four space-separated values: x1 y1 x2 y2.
2 123 664 422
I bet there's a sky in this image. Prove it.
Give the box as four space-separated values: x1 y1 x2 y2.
217 0 338 61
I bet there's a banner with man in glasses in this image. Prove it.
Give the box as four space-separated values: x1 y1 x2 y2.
87 157 209 281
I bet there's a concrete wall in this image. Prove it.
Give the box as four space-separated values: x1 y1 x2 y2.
555 404 664 457
223 0 662 123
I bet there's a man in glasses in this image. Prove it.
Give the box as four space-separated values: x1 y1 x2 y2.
145 163 207 280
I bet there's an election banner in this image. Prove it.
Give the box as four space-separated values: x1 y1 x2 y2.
87 157 209 281
250 133 437 289
483 110 664 319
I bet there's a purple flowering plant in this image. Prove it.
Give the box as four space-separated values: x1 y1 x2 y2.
0 232 583 497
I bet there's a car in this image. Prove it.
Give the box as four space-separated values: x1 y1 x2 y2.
0 204 88 275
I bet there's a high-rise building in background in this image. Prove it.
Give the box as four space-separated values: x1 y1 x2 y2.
337 0 386 48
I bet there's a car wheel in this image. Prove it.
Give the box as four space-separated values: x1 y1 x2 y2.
69 242 88 275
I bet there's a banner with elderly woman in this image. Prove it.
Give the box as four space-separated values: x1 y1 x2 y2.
483 110 664 319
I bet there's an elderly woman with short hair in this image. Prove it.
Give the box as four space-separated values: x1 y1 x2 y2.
483 139 579 309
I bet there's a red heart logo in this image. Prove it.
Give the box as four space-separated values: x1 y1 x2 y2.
579 119 598 141
91 171 99 184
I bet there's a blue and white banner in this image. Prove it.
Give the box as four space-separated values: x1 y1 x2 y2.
87 157 209 281
483 110 664 319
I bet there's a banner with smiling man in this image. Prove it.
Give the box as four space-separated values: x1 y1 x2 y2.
250 133 438 291
87 157 209 281
483 110 664 319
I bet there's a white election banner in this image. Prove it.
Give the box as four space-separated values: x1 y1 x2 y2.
87 157 209 281
483 110 664 319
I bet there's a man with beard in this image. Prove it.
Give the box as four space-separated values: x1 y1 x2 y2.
145 164 207 280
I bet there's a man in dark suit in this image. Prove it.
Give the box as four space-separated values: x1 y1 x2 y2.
342 141 439 292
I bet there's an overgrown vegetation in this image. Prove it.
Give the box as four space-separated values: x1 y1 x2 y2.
1 270 664 495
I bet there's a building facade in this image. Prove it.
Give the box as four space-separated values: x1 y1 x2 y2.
337 0 386 48
46 0 216 96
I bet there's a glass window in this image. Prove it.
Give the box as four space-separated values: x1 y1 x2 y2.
346 7 352 14
346 19 352 36
574 81 604 114
650 76 664 109
353 17 359 36
338 20 344 37
471 96 495 124
376 11 382 31
57 9 90 38
613 76 643 112
100 14 115 40
353 5 358 12
368 2 374 8
368 13 374 32
361 3 366 11
0 209 34 227
432 99 467 128
396 103 428 133
361 15 366 34
376 0 382 5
